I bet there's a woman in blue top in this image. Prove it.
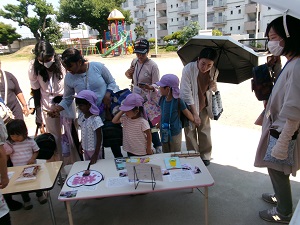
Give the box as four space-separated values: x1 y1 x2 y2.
50 48 121 157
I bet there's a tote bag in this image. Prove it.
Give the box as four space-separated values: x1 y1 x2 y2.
212 91 223 120
143 90 161 125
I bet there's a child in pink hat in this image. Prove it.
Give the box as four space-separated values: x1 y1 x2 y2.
112 93 154 156
74 90 103 164
155 74 194 153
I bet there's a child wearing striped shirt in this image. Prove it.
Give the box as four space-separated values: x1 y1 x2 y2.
112 93 154 156
3 119 47 210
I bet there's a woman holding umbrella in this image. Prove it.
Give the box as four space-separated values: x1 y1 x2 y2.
254 15 300 223
180 47 219 166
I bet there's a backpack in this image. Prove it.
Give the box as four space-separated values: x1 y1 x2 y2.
251 64 274 101
34 133 56 160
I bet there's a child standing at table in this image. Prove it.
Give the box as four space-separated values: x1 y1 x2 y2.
3 119 47 210
155 74 194 153
112 93 154 156
74 90 103 164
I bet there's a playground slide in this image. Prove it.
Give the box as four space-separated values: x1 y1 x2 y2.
101 32 129 57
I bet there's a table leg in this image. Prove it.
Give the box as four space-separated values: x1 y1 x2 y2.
46 191 56 225
66 202 74 225
205 187 208 225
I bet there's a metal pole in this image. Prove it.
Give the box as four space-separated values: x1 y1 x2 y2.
154 0 158 55
204 0 207 30
255 3 259 40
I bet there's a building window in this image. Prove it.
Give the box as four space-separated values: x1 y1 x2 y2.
176 4 178 7
191 0 198 9
171 5 173 8
207 13 214 22
149 8 150 12
238 9 241 14
230 27 232 31
231 11 233 15
191 15 198 22
238 26 240 30
219 12 222 17
177 18 179 21
134 11 138 18
207 0 213 7
171 18 173 22
150 21 151 25
268 7 271 10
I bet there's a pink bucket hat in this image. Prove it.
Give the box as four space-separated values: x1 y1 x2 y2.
156 74 180 98
74 90 99 115
119 93 144 111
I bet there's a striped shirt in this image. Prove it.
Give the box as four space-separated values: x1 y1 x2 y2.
4 138 39 166
120 116 150 156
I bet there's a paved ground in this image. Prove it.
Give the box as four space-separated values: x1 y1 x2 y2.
1 53 300 225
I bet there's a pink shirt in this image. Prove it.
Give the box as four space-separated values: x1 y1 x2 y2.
4 138 39 166
120 116 150 156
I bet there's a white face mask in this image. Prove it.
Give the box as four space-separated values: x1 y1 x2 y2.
267 40 284 56
38 57 55 68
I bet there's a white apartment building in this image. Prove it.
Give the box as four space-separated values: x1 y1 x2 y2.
122 0 282 43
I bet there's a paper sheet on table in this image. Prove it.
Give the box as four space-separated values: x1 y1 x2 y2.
168 170 195 182
7 172 14 180
106 177 130 188
126 163 163 181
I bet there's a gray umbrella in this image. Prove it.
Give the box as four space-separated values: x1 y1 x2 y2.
177 35 259 84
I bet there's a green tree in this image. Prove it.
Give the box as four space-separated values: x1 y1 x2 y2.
134 25 146 39
57 0 133 38
0 22 21 52
163 31 183 44
181 21 200 44
0 0 56 41
43 20 63 45
212 29 223 36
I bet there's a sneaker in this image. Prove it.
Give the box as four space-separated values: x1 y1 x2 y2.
38 195 47 204
202 160 210 166
262 193 277 205
259 207 292 224
155 146 162 154
24 201 33 210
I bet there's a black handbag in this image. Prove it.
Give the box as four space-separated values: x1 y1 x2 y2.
34 133 56 160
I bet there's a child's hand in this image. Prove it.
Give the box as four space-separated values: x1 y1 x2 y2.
27 159 35 165
90 153 99 165
146 148 153 155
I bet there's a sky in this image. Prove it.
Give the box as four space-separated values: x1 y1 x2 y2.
0 0 59 38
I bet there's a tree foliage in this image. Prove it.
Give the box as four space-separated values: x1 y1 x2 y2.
181 21 200 44
134 25 146 39
0 22 21 52
212 29 223 36
57 0 133 38
43 20 63 44
0 0 57 41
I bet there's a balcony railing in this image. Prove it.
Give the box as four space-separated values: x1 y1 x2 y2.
213 15 227 25
178 6 191 14
213 0 227 9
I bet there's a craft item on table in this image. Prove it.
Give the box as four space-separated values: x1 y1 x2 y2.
82 162 91 176
15 165 40 182
119 171 128 177
126 157 150 164
114 157 129 170
193 166 201 174
66 170 104 188
162 169 170 176
126 162 163 182
171 151 200 158
164 157 181 170
59 190 78 199
181 163 192 171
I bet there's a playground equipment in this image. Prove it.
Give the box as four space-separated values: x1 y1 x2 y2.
101 9 133 57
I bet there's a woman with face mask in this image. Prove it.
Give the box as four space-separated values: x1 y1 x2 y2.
254 15 300 224
28 41 80 166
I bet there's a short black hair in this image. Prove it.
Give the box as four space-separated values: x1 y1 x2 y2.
61 48 87 68
266 15 300 57
199 47 218 61
6 119 28 140
75 98 90 106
